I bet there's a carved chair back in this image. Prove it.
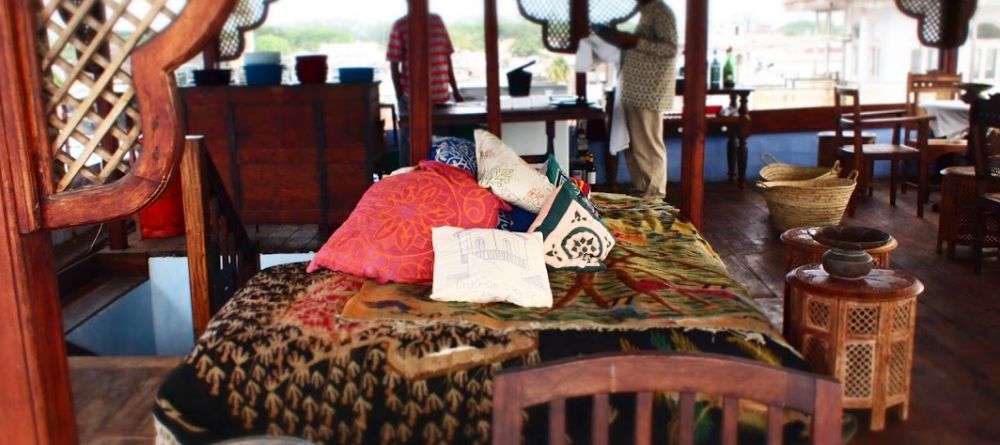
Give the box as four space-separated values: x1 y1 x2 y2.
492 352 843 445
970 94 1000 184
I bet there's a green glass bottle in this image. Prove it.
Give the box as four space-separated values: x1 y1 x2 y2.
723 47 736 88
709 49 721 90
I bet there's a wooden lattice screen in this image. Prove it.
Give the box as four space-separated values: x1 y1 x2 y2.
217 0 278 62
517 0 638 54
895 0 977 49
37 0 188 193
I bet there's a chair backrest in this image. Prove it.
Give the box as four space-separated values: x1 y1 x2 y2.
906 71 962 117
833 86 867 160
492 352 843 445
970 94 1000 183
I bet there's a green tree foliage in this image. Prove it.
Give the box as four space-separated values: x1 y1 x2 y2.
254 25 362 52
255 34 293 54
546 57 570 84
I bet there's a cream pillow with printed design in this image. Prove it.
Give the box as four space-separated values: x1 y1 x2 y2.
475 129 555 213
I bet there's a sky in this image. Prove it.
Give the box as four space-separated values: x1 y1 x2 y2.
264 0 796 27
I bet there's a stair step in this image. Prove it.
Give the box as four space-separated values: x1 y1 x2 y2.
62 276 147 333
59 253 149 334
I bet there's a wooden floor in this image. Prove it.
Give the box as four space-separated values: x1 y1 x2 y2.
72 181 998 444
70 356 181 444
103 222 326 257
686 182 999 445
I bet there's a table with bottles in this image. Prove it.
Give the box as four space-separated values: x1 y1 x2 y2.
663 87 753 188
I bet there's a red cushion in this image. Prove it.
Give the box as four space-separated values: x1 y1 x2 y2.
307 161 510 284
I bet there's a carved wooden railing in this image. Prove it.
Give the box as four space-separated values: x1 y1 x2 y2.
32 0 236 230
180 136 259 338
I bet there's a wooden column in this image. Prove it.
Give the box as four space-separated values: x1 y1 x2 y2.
408 0 432 164
938 48 959 74
0 0 76 442
680 0 708 228
571 0 588 99
485 0 501 136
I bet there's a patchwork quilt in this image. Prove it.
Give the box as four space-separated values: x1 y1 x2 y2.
154 194 807 445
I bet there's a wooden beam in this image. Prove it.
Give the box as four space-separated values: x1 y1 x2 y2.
681 0 708 228
0 1 76 442
408 0 432 163
485 0 501 136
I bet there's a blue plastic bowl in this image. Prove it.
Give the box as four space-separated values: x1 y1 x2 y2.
244 64 283 86
339 67 374 84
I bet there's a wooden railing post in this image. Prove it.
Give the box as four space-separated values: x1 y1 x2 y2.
181 135 259 339
181 136 213 338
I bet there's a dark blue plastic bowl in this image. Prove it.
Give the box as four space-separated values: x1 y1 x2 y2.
244 64 283 86
338 67 374 84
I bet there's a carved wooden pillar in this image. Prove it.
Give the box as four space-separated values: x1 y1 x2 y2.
0 1 77 442
485 0 502 136
681 0 708 228
408 0 432 164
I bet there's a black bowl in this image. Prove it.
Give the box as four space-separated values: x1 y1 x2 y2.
809 225 891 251
193 69 232 86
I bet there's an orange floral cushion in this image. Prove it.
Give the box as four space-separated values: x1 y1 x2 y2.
307 161 510 284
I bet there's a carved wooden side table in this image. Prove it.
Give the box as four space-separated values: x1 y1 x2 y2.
780 227 898 335
786 265 923 431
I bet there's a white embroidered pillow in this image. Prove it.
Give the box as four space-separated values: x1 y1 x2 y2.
475 129 555 212
431 227 552 308
528 182 616 271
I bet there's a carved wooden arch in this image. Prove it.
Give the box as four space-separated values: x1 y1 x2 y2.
894 0 977 49
41 0 237 228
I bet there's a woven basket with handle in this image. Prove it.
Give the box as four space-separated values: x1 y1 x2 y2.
758 171 859 231
759 152 841 182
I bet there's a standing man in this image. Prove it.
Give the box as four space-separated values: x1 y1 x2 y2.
386 12 463 109
605 0 677 200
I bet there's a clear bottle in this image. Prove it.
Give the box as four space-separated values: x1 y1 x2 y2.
585 152 597 185
723 47 736 88
709 49 722 90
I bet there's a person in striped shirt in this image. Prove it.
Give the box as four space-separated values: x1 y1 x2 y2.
386 12 463 109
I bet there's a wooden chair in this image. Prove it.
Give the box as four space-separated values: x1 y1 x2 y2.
902 72 969 217
834 87 931 216
970 94 1000 273
492 352 842 445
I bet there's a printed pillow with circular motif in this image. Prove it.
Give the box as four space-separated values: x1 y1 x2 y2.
431 136 478 175
307 160 511 284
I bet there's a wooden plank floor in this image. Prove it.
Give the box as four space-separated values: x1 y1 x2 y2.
681 182 999 445
73 182 998 444
70 356 181 444
101 223 326 257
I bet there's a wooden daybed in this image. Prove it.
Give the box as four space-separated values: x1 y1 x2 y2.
0 0 972 443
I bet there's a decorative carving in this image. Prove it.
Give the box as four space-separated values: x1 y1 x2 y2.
516 0 638 54
36 0 237 228
218 0 279 62
895 0 977 49
37 0 187 192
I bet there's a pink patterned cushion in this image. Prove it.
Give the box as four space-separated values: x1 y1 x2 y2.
307 161 510 284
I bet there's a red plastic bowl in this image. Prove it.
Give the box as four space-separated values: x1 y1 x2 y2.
705 105 723 116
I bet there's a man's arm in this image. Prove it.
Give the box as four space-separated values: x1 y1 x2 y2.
448 59 463 102
390 61 403 103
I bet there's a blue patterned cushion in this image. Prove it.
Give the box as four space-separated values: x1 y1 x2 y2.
497 206 537 232
431 136 477 175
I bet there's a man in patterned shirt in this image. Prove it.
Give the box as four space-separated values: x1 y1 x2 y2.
604 0 678 200
386 12 463 109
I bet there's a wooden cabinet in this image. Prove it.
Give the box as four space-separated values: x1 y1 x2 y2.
182 83 381 226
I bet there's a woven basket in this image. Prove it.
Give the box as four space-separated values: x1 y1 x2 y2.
758 171 859 231
759 152 841 182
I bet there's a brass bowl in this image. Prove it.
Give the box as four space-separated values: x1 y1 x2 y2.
809 225 891 251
